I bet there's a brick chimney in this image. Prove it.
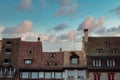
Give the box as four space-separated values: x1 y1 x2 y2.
84 29 88 42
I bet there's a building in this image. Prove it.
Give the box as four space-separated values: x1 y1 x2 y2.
0 29 119 80
83 29 120 80
0 38 21 80
63 51 86 80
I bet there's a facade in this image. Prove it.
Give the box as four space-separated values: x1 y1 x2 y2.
0 37 87 80
0 38 21 80
63 51 86 80
0 29 119 80
83 29 120 80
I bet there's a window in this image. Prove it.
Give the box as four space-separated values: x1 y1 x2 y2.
6 41 12 46
53 62 58 66
68 70 74 78
112 49 119 53
27 50 33 54
5 48 11 54
6 68 15 77
71 58 78 64
96 49 103 53
93 60 101 67
4 59 10 64
45 72 52 79
45 62 50 66
104 42 110 46
55 72 62 79
50 53 56 58
70 52 79 64
31 72 38 79
78 71 84 79
107 60 115 67
0 67 15 77
21 72 29 78
24 59 32 64
0 68 4 77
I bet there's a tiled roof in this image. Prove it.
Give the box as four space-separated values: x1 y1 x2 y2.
84 37 120 56
41 52 64 70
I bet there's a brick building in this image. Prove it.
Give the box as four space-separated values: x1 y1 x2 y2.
0 29 119 80
0 38 21 80
83 29 120 80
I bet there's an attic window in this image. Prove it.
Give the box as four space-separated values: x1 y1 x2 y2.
104 42 110 46
27 50 33 54
112 49 119 53
53 62 58 66
96 49 103 53
70 52 79 64
45 62 50 66
50 53 56 58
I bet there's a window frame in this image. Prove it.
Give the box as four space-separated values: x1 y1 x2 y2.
24 59 33 64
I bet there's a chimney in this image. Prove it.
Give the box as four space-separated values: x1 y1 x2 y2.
59 48 62 52
38 37 40 42
84 29 88 42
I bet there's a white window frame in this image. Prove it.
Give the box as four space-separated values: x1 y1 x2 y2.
93 60 101 67
68 70 74 78
71 58 78 64
21 72 29 78
31 72 38 79
107 60 115 67
44 72 52 79
24 59 32 64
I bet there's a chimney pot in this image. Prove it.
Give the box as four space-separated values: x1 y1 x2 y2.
38 37 40 42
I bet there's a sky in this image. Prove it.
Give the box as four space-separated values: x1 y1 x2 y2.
0 0 120 52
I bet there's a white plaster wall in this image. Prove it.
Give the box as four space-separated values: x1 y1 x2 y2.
100 73 107 80
115 73 120 80
89 73 94 80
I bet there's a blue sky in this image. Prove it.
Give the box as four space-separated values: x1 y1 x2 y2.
0 0 120 51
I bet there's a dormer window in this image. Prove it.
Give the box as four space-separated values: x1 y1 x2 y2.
96 49 103 53
70 52 79 64
112 49 119 53
50 53 56 58
104 42 110 46
27 50 33 54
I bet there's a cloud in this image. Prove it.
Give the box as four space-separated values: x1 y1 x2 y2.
0 27 5 33
41 34 56 42
18 0 32 10
111 6 120 16
95 26 120 36
2 20 32 34
56 30 75 42
53 23 67 31
54 0 78 16
77 16 104 32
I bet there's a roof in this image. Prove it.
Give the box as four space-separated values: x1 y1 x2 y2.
84 37 120 56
